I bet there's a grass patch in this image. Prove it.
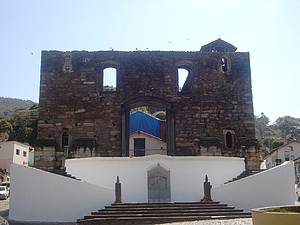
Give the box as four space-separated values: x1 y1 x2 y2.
264 206 300 213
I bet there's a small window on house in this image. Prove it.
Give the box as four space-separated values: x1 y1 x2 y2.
103 67 117 91
178 68 188 92
298 165 300 174
284 151 290 161
275 158 282 165
221 57 228 72
16 149 20 155
23 151 27 157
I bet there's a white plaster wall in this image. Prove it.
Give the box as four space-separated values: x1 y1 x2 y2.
212 161 296 212
0 141 14 171
9 164 114 223
265 142 300 168
12 142 29 167
129 132 167 156
66 155 245 203
277 142 300 162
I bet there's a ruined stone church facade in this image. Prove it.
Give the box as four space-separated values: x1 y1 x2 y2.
35 39 260 171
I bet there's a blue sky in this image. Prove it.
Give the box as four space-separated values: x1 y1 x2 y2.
0 0 299 122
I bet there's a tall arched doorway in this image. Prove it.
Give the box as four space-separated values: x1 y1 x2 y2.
121 96 175 156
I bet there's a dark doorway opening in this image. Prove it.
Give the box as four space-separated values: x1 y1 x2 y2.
134 138 145 156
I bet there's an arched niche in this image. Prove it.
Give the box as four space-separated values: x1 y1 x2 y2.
147 163 171 203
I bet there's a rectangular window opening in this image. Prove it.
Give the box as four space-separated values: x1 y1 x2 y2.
103 68 117 91
178 68 188 92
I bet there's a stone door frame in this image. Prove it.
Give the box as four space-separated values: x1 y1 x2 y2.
121 96 175 156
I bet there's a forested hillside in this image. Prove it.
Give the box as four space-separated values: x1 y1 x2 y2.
0 97 38 144
0 97 36 117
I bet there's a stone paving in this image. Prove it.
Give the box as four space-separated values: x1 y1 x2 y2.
157 218 253 225
0 198 9 219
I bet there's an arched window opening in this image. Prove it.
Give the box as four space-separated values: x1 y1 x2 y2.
224 129 235 149
103 67 117 91
61 129 69 148
221 57 228 73
62 128 70 158
178 68 189 92
225 132 233 148
63 54 73 72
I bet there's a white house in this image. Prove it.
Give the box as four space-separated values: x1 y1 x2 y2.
0 141 30 172
129 131 167 156
129 111 167 157
264 140 300 181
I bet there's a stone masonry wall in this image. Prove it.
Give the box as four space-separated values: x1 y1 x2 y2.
36 40 260 171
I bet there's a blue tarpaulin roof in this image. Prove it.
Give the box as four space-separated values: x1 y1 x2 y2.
129 111 161 138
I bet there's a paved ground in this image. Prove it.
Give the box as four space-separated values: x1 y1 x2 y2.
13 198 300 225
0 198 9 219
159 218 253 225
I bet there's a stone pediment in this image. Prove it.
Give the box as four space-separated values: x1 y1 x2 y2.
200 38 237 52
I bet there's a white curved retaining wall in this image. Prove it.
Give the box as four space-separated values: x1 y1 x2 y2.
9 164 114 222
212 161 297 212
66 155 245 203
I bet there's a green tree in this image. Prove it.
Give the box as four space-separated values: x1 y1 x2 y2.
130 107 149 114
255 112 270 139
153 111 166 120
0 117 12 133
273 116 300 141
8 110 37 145
0 117 12 142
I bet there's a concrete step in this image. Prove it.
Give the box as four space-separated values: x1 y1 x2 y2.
77 201 250 225
51 170 80 180
84 211 249 219
96 207 243 215
102 205 234 211
92 208 244 215
225 169 265 184
110 202 222 208
112 201 220 205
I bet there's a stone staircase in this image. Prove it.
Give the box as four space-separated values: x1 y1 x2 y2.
51 168 80 180
225 169 266 184
77 201 251 225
